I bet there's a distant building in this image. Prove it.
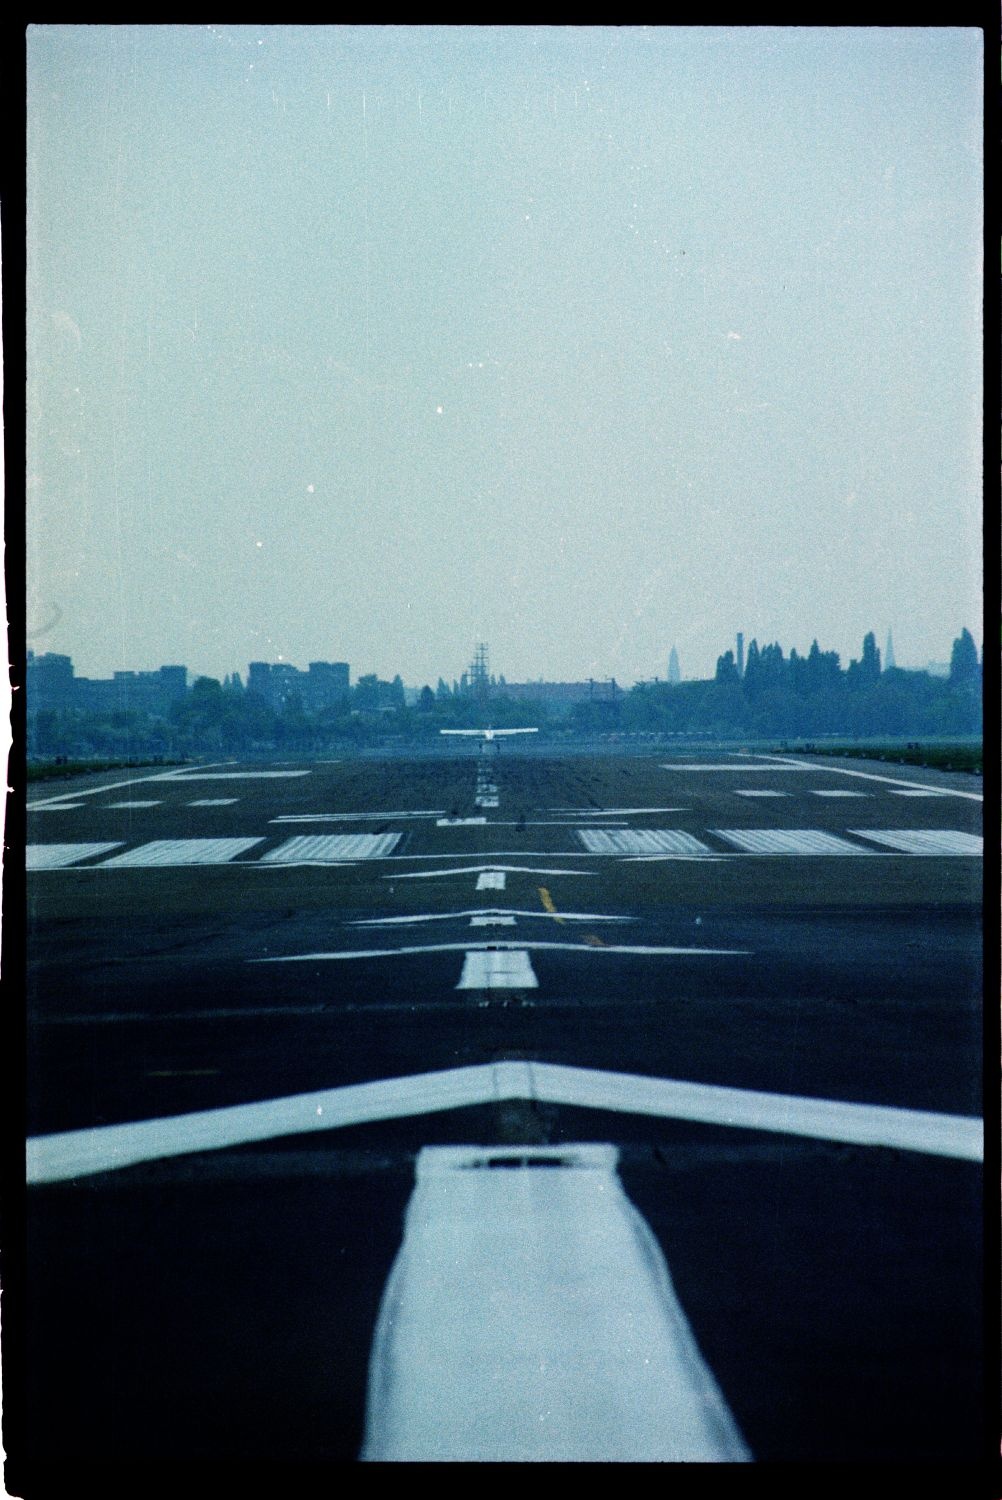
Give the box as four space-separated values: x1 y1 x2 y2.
28 652 188 716
247 658 350 711
668 646 681 684
884 631 896 671
498 679 621 710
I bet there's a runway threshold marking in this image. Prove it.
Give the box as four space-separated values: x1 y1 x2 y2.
26 842 124 869
262 833 402 862
712 829 871 856
476 871 505 890
578 830 714 856
850 829 983 856
27 1061 982 1183
361 1144 750 1463
97 838 264 868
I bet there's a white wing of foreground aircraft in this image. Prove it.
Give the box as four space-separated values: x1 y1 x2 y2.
439 727 539 742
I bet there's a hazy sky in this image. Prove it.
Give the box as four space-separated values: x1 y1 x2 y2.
27 25 983 686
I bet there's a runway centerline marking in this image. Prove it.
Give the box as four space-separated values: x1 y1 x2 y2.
27 1061 982 1183
361 1144 750 1463
457 950 538 989
476 871 505 890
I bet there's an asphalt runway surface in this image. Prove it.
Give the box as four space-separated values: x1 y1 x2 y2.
17 747 984 1473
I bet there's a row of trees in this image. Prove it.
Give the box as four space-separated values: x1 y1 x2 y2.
27 631 981 758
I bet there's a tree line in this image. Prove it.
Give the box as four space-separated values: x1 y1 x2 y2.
28 630 981 758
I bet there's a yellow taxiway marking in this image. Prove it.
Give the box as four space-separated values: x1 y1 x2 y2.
538 886 565 923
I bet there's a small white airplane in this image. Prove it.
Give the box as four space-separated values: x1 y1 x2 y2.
439 726 538 742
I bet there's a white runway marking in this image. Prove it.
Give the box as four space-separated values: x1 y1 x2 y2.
577 829 713 856
713 828 870 856
437 817 487 826
188 798 239 806
550 807 686 816
361 1145 750 1463
27 842 124 870
262 833 402 863
457 950 538 988
270 811 445 822
162 771 311 780
850 829 983 857
889 788 950 797
663 763 816 772
474 796 500 807
469 915 516 927
27 1061 981 1184
476 871 505 890
99 838 264 867
733 790 789 798
251 939 747 964
391 864 593 880
106 800 161 808
351 910 631 927
25 761 235 809
27 803 85 811
809 790 869 798
751 754 983 801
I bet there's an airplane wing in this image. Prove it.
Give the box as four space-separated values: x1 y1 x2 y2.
489 728 538 735
439 730 484 736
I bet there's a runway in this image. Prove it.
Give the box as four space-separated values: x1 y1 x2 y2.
21 748 983 1469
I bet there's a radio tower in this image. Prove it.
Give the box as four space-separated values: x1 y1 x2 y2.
468 642 490 711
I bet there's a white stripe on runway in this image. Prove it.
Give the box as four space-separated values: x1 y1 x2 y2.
550 807 686 815
262 833 401 862
351 910 631 927
27 842 124 870
106 800 161 808
733 790 788 798
98 838 263 867
188 798 239 806
469 915 516 927
457 950 538 988
850 829 983 856
809 790 868 798
27 803 85 811
577 829 713 856
25 761 235 808
713 829 870 856
391 864 593 879
251 940 747 964
437 817 487 826
750 754 983 801
161 771 311 780
662 763 816 772
361 1145 750 1462
476 871 505 890
889 789 950 797
270 811 445 822
27 1061 981 1183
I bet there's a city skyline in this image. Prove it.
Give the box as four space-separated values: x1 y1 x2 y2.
27 27 982 687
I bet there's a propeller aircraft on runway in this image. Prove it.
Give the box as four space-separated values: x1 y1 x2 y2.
439 727 538 742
